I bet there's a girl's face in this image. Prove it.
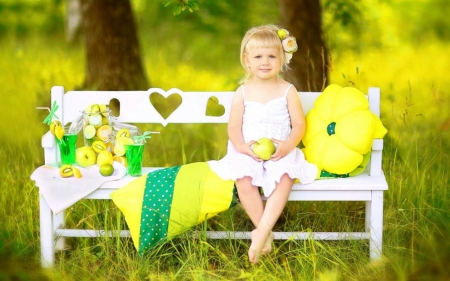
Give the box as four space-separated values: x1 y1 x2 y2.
245 47 282 81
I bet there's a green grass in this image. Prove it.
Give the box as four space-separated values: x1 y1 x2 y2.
1 31 450 280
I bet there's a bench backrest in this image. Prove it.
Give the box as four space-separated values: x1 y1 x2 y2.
49 86 383 177
51 86 381 127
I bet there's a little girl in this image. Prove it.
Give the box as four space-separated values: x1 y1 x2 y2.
208 24 318 264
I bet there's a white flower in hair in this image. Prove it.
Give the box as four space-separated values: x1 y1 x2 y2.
282 36 298 54
285 52 293 64
277 28 298 64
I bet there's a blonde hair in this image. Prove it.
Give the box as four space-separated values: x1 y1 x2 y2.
240 24 289 83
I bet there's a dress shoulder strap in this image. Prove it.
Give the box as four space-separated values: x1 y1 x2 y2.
241 85 246 100
284 84 294 98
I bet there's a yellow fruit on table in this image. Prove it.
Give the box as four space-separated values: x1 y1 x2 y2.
113 146 124 157
84 104 100 114
86 136 100 146
59 165 74 178
99 104 109 117
92 140 107 153
106 140 114 151
101 116 109 125
113 155 127 167
97 150 113 166
73 167 82 178
113 136 134 156
115 128 131 139
99 164 114 177
89 114 103 128
90 104 100 113
75 146 97 167
96 125 112 141
54 125 65 140
50 120 62 135
84 125 96 139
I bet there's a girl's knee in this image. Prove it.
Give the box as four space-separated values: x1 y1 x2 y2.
236 177 257 192
281 173 294 181
278 174 294 186
236 176 252 185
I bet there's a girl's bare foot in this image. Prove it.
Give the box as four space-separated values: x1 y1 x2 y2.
249 229 267 264
261 232 274 255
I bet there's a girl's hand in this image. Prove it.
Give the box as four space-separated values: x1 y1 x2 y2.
270 138 292 161
237 140 262 162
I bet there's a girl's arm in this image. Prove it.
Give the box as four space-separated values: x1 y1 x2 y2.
228 88 261 160
271 86 306 161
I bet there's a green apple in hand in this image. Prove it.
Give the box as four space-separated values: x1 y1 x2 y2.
76 146 97 167
252 137 276 160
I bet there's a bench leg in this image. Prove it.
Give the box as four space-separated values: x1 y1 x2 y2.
366 190 384 261
40 195 55 267
54 210 66 251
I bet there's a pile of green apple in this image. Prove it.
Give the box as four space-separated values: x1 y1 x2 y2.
74 127 135 177
74 104 130 177
75 146 115 177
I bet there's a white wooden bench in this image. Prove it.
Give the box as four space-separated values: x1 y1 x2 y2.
37 85 388 267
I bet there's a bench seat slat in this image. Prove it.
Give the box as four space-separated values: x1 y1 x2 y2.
95 168 388 191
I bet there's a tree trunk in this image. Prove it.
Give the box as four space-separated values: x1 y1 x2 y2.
278 0 328 92
80 0 149 90
66 0 82 43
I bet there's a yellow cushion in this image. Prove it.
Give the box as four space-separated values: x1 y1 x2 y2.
303 84 387 175
110 163 236 253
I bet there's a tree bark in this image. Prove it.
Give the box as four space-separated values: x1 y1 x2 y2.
66 0 82 43
278 0 328 91
80 0 149 90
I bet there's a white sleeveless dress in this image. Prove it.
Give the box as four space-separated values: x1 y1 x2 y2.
208 84 318 197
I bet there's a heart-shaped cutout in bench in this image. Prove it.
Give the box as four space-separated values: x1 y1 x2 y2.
149 92 182 120
205 96 225 117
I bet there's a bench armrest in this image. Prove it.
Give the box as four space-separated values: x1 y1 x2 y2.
42 131 58 165
369 139 384 176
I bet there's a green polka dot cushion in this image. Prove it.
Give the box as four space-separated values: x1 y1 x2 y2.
110 162 237 254
302 84 387 176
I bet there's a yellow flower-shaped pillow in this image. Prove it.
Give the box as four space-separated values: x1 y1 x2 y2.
302 84 387 176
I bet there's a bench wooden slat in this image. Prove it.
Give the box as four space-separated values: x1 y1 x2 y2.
54 229 371 241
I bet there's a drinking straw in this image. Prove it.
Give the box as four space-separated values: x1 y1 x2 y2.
132 131 160 144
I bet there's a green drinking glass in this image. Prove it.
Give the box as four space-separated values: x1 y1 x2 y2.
125 143 145 177
56 133 78 165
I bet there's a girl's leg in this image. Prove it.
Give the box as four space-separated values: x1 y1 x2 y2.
235 176 273 255
249 173 294 264
235 176 264 227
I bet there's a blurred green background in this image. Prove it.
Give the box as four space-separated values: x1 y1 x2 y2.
1 0 450 280
2 0 450 149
